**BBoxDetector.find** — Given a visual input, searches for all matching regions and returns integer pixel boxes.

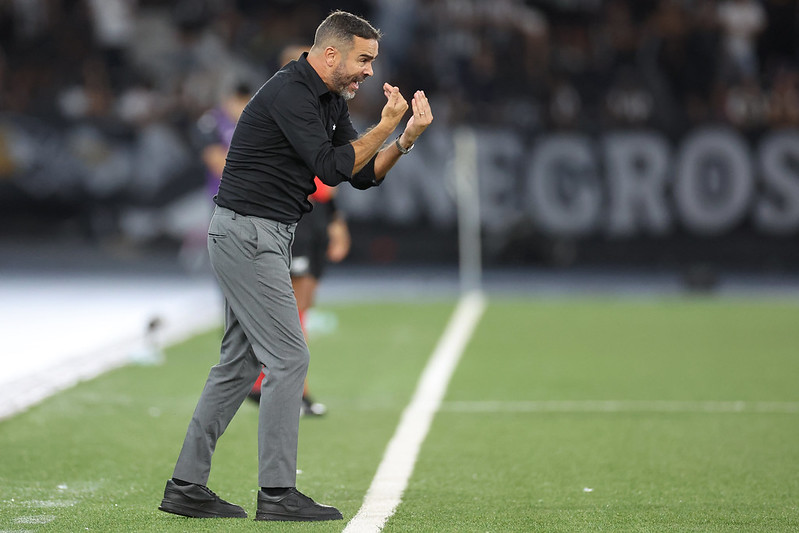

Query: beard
[331,64,364,101]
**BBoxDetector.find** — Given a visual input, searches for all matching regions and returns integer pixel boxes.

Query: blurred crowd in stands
[0,0,797,241]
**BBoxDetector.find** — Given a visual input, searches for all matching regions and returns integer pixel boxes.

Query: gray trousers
[172,206,308,488]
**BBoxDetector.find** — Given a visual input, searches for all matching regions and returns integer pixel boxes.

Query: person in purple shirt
[179,84,251,272]
[196,84,251,199]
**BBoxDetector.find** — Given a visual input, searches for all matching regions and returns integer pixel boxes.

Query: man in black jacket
[159,10,432,522]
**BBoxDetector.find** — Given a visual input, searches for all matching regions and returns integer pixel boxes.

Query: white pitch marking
[14,515,55,524]
[18,500,76,508]
[440,400,799,414]
[343,292,486,533]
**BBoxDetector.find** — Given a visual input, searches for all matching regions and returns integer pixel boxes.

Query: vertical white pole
[453,127,482,295]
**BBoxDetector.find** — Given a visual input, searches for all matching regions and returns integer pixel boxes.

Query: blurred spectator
[548,76,583,130]
[679,0,721,125]
[758,0,799,73]
[57,56,114,120]
[602,66,655,128]
[722,76,769,131]
[85,0,137,89]
[766,64,799,128]
[717,0,766,82]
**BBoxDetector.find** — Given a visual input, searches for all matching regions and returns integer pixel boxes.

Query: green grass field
[1,297,798,532]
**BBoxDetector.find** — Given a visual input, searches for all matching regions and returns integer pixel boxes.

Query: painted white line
[14,500,76,508]
[14,515,55,524]
[440,400,799,414]
[343,292,486,533]
[0,277,221,421]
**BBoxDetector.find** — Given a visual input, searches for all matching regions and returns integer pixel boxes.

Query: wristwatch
[394,136,414,154]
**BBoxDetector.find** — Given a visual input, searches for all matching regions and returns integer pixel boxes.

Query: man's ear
[324,46,338,67]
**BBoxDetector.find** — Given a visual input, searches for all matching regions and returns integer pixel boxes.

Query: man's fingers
[388,89,407,111]
[384,83,400,99]
[412,90,432,121]
[380,84,409,125]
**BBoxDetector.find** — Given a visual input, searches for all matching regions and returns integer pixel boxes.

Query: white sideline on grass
[343,292,486,533]
[0,276,221,421]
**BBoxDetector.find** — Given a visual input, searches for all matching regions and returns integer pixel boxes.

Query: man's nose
[364,63,373,77]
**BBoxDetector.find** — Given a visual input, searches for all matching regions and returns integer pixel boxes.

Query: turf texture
[1,298,797,532]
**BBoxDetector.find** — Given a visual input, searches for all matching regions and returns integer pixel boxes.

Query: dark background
[1,0,797,280]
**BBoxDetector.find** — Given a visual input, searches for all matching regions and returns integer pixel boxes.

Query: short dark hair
[312,10,382,52]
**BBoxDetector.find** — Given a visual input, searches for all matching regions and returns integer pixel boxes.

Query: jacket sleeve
[270,83,354,186]
[331,102,382,190]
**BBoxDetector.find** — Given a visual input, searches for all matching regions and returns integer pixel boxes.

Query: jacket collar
[295,52,334,98]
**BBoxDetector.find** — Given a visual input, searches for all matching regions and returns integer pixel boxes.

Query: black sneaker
[247,389,261,404]
[301,395,327,417]
[158,479,247,518]
[255,488,342,521]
